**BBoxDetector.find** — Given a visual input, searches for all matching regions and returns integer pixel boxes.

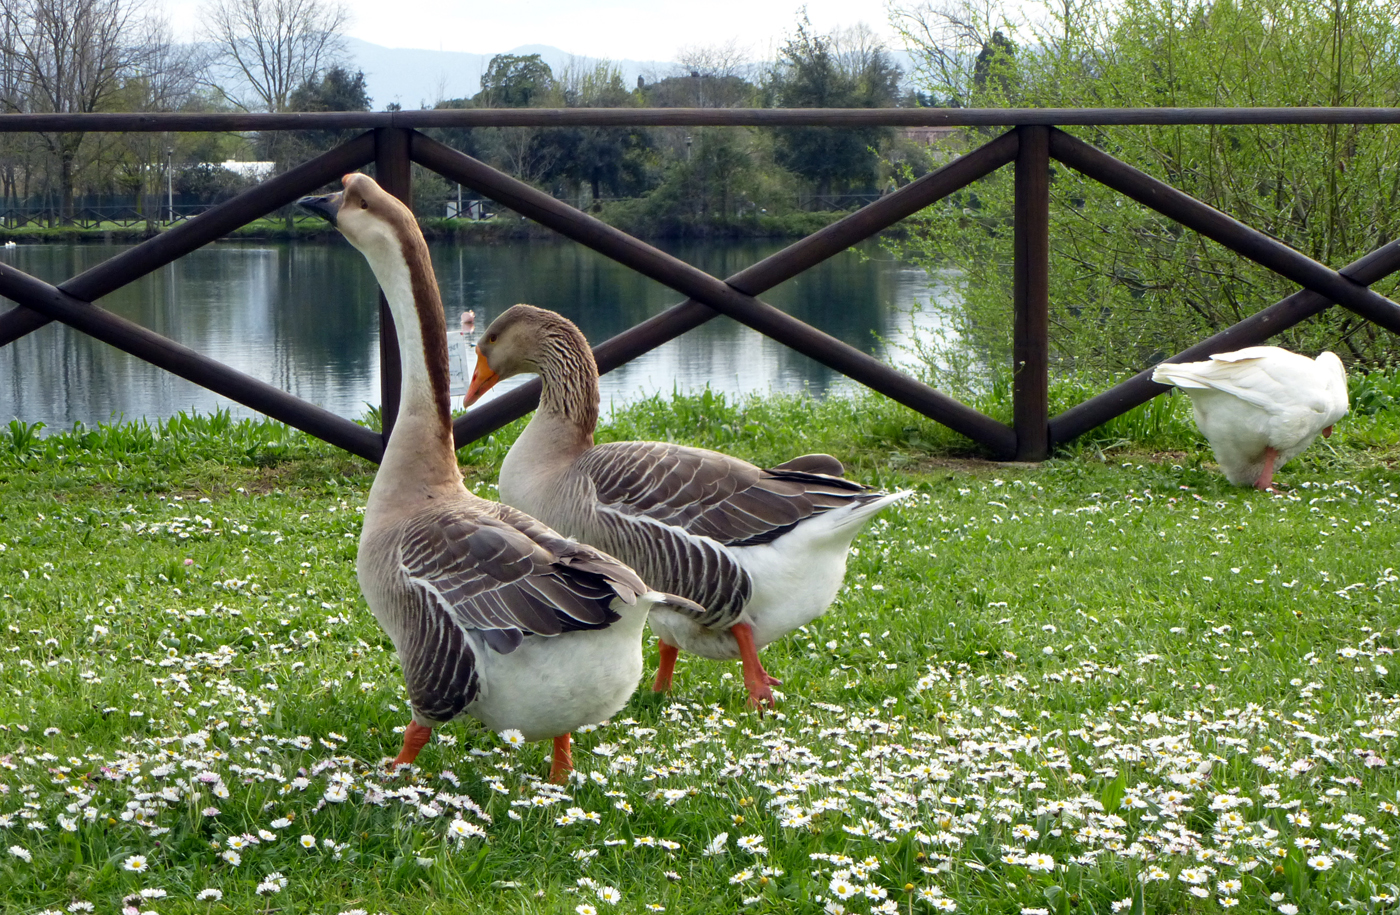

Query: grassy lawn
[0,387,1397,915]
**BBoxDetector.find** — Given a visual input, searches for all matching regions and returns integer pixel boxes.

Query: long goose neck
[364,234,462,508]
[534,322,599,445]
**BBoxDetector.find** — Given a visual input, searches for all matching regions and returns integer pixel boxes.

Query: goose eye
[359,199,368,209]
[487,333,498,344]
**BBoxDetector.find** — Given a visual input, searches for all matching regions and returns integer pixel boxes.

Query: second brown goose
[465,304,908,708]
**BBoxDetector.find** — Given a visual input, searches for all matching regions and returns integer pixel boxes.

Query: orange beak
[1322,425,1333,438]
[463,348,501,407]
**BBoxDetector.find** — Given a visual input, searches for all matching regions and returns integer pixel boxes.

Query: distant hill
[345,38,675,110]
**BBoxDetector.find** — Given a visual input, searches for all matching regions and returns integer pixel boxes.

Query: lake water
[0,238,955,429]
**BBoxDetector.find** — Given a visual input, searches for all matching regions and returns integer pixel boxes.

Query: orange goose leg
[549,734,573,784]
[652,640,680,692]
[392,720,433,768]
[1255,446,1279,492]
[732,622,782,709]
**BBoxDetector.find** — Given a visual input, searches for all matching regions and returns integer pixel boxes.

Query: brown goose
[465,304,909,708]
[297,177,703,782]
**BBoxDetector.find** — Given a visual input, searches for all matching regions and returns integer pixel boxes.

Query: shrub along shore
[0,386,1397,914]
[0,209,856,244]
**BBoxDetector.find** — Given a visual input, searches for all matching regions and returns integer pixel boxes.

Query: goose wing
[399,503,646,656]
[387,502,702,725]
[568,441,876,628]
[577,441,872,547]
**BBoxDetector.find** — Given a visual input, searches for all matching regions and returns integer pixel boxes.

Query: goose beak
[464,351,501,407]
[1322,425,1333,438]
[297,192,343,225]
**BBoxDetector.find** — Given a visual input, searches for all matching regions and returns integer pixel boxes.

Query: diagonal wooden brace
[0,132,376,347]
[0,263,383,462]
[1048,128,1400,336]
[1049,239,1400,445]
[413,130,1021,458]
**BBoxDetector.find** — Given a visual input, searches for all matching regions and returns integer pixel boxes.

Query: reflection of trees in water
[0,239,943,427]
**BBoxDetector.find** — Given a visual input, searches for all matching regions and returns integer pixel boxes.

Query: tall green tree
[476,54,553,108]
[273,66,371,168]
[767,19,902,203]
[535,61,653,207]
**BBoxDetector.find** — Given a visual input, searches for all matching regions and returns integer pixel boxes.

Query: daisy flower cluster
[0,455,1395,912]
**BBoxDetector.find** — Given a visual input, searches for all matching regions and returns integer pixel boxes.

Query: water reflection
[0,238,952,428]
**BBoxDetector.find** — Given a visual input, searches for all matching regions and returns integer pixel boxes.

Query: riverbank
[0,209,856,244]
[1,391,1397,914]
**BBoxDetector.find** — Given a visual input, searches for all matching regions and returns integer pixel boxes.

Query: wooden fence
[2,109,1399,463]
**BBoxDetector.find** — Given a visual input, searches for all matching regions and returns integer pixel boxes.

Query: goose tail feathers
[642,590,709,621]
[837,489,912,530]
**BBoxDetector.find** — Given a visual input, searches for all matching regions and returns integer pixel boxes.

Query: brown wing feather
[398,504,648,647]
[576,441,873,547]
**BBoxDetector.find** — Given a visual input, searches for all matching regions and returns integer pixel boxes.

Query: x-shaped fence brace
[2,117,1400,465]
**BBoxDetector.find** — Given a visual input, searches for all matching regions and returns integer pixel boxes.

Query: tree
[892,0,1016,107]
[535,61,653,207]
[475,54,553,108]
[971,29,1017,100]
[1,0,168,222]
[767,18,902,204]
[274,65,371,168]
[288,64,368,113]
[200,0,349,112]
[644,41,757,108]
[890,0,1400,378]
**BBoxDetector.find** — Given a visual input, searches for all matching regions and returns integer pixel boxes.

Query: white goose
[298,176,702,782]
[464,304,908,708]
[1151,345,1349,490]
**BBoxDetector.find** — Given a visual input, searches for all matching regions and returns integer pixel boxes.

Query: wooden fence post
[1012,125,1051,461]
[374,127,412,440]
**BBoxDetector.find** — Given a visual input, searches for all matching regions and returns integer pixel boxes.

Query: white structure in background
[443,327,477,397]
[221,161,277,180]
[445,199,492,219]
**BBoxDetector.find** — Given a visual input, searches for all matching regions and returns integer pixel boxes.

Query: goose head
[464,303,591,406]
[298,174,425,289]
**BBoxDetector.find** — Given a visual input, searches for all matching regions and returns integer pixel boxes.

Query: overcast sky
[159,0,905,62]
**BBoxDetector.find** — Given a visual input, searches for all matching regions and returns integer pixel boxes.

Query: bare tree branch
[1,0,168,220]
[890,0,1017,105]
[200,0,349,112]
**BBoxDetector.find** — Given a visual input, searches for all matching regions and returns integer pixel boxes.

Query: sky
[159,0,906,62]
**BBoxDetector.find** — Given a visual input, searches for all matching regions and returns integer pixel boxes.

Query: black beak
[297,192,342,225]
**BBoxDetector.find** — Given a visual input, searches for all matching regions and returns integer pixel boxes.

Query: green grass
[0,390,1397,914]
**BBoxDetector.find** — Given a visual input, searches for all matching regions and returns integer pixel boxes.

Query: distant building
[902,126,961,145]
[445,200,491,220]
[221,161,276,180]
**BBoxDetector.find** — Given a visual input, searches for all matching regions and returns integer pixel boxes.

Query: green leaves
[1099,771,1128,815]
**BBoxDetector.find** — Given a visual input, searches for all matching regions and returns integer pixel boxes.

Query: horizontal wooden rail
[7,107,1400,132]
[1049,239,1400,445]
[447,130,1022,451]
[412,131,1018,457]
[1049,129,1400,337]
[0,133,375,347]
[0,263,384,461]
